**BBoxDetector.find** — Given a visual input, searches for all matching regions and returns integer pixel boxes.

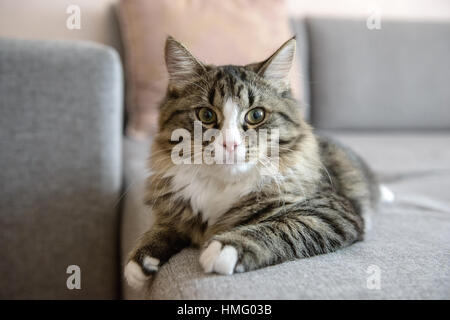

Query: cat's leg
[200,195,364,275]
[124,223,188,289]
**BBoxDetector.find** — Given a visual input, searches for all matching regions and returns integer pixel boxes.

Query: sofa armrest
[0,38,123,299]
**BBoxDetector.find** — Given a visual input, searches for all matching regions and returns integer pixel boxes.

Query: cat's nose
[223,140,240,152]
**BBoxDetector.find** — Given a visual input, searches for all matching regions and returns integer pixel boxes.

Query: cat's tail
[378,184,450,213]
[379,185,395,203]
[364,185,394,232]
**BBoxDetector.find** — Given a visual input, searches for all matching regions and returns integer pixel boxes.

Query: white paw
[142,255,160,272]
[124,256,159,290]
[124,261,148,290]
[199,240,238,275]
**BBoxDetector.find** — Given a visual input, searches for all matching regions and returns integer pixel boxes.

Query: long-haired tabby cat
[124,36,381,289]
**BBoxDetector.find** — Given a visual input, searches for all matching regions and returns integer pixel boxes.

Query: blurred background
[2,0,450,51]
[1,0,449,135]
[0,0,449,300]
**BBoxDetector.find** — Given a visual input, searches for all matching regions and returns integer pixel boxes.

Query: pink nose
[223,140,240,152]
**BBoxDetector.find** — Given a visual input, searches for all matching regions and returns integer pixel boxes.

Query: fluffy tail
[379,185,395,203]
[378,184,450,213]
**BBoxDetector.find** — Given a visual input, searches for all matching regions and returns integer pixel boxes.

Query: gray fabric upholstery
[120,137,153,300]
[304,18,450,130]
[0,38,123,299]
[290,18,310,120]
[122,133,450,299]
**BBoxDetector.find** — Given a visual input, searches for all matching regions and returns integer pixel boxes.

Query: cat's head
[153,36,316,181]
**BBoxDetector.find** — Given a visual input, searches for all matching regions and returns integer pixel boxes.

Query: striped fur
[125,37,379,284]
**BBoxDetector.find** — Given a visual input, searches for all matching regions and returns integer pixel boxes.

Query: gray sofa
[1,18,449,299]
[0,38,123,299]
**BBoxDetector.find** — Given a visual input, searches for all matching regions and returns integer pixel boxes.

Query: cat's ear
[165,36,206,90]
[247,37,296,91]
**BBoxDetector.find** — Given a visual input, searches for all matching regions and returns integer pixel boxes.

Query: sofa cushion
[121,132,450,299]
[305,18,450,130]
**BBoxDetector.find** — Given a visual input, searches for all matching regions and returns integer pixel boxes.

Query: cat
[124,36,380,289]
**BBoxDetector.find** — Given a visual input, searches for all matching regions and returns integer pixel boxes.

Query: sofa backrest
[299,18,450,130]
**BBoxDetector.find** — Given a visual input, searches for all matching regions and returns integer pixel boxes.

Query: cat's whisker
[319,163,334,188]
[112,177,140,209]
[149,147,175,157]
[256,159,287,209]
[257,157,282,193]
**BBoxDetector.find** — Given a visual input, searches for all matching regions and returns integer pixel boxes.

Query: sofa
[1,17,449,299]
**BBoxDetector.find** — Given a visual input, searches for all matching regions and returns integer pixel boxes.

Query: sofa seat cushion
[121,132,450,299]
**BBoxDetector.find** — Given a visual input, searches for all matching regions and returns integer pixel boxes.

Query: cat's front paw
[124,255,160,289]
[199,240,238,275]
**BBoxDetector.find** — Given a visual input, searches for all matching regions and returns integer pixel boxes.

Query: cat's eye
[197,107,217,124]
[245,108,265,125]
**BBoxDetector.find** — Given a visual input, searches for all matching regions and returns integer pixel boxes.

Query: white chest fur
[167,166,258,225]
